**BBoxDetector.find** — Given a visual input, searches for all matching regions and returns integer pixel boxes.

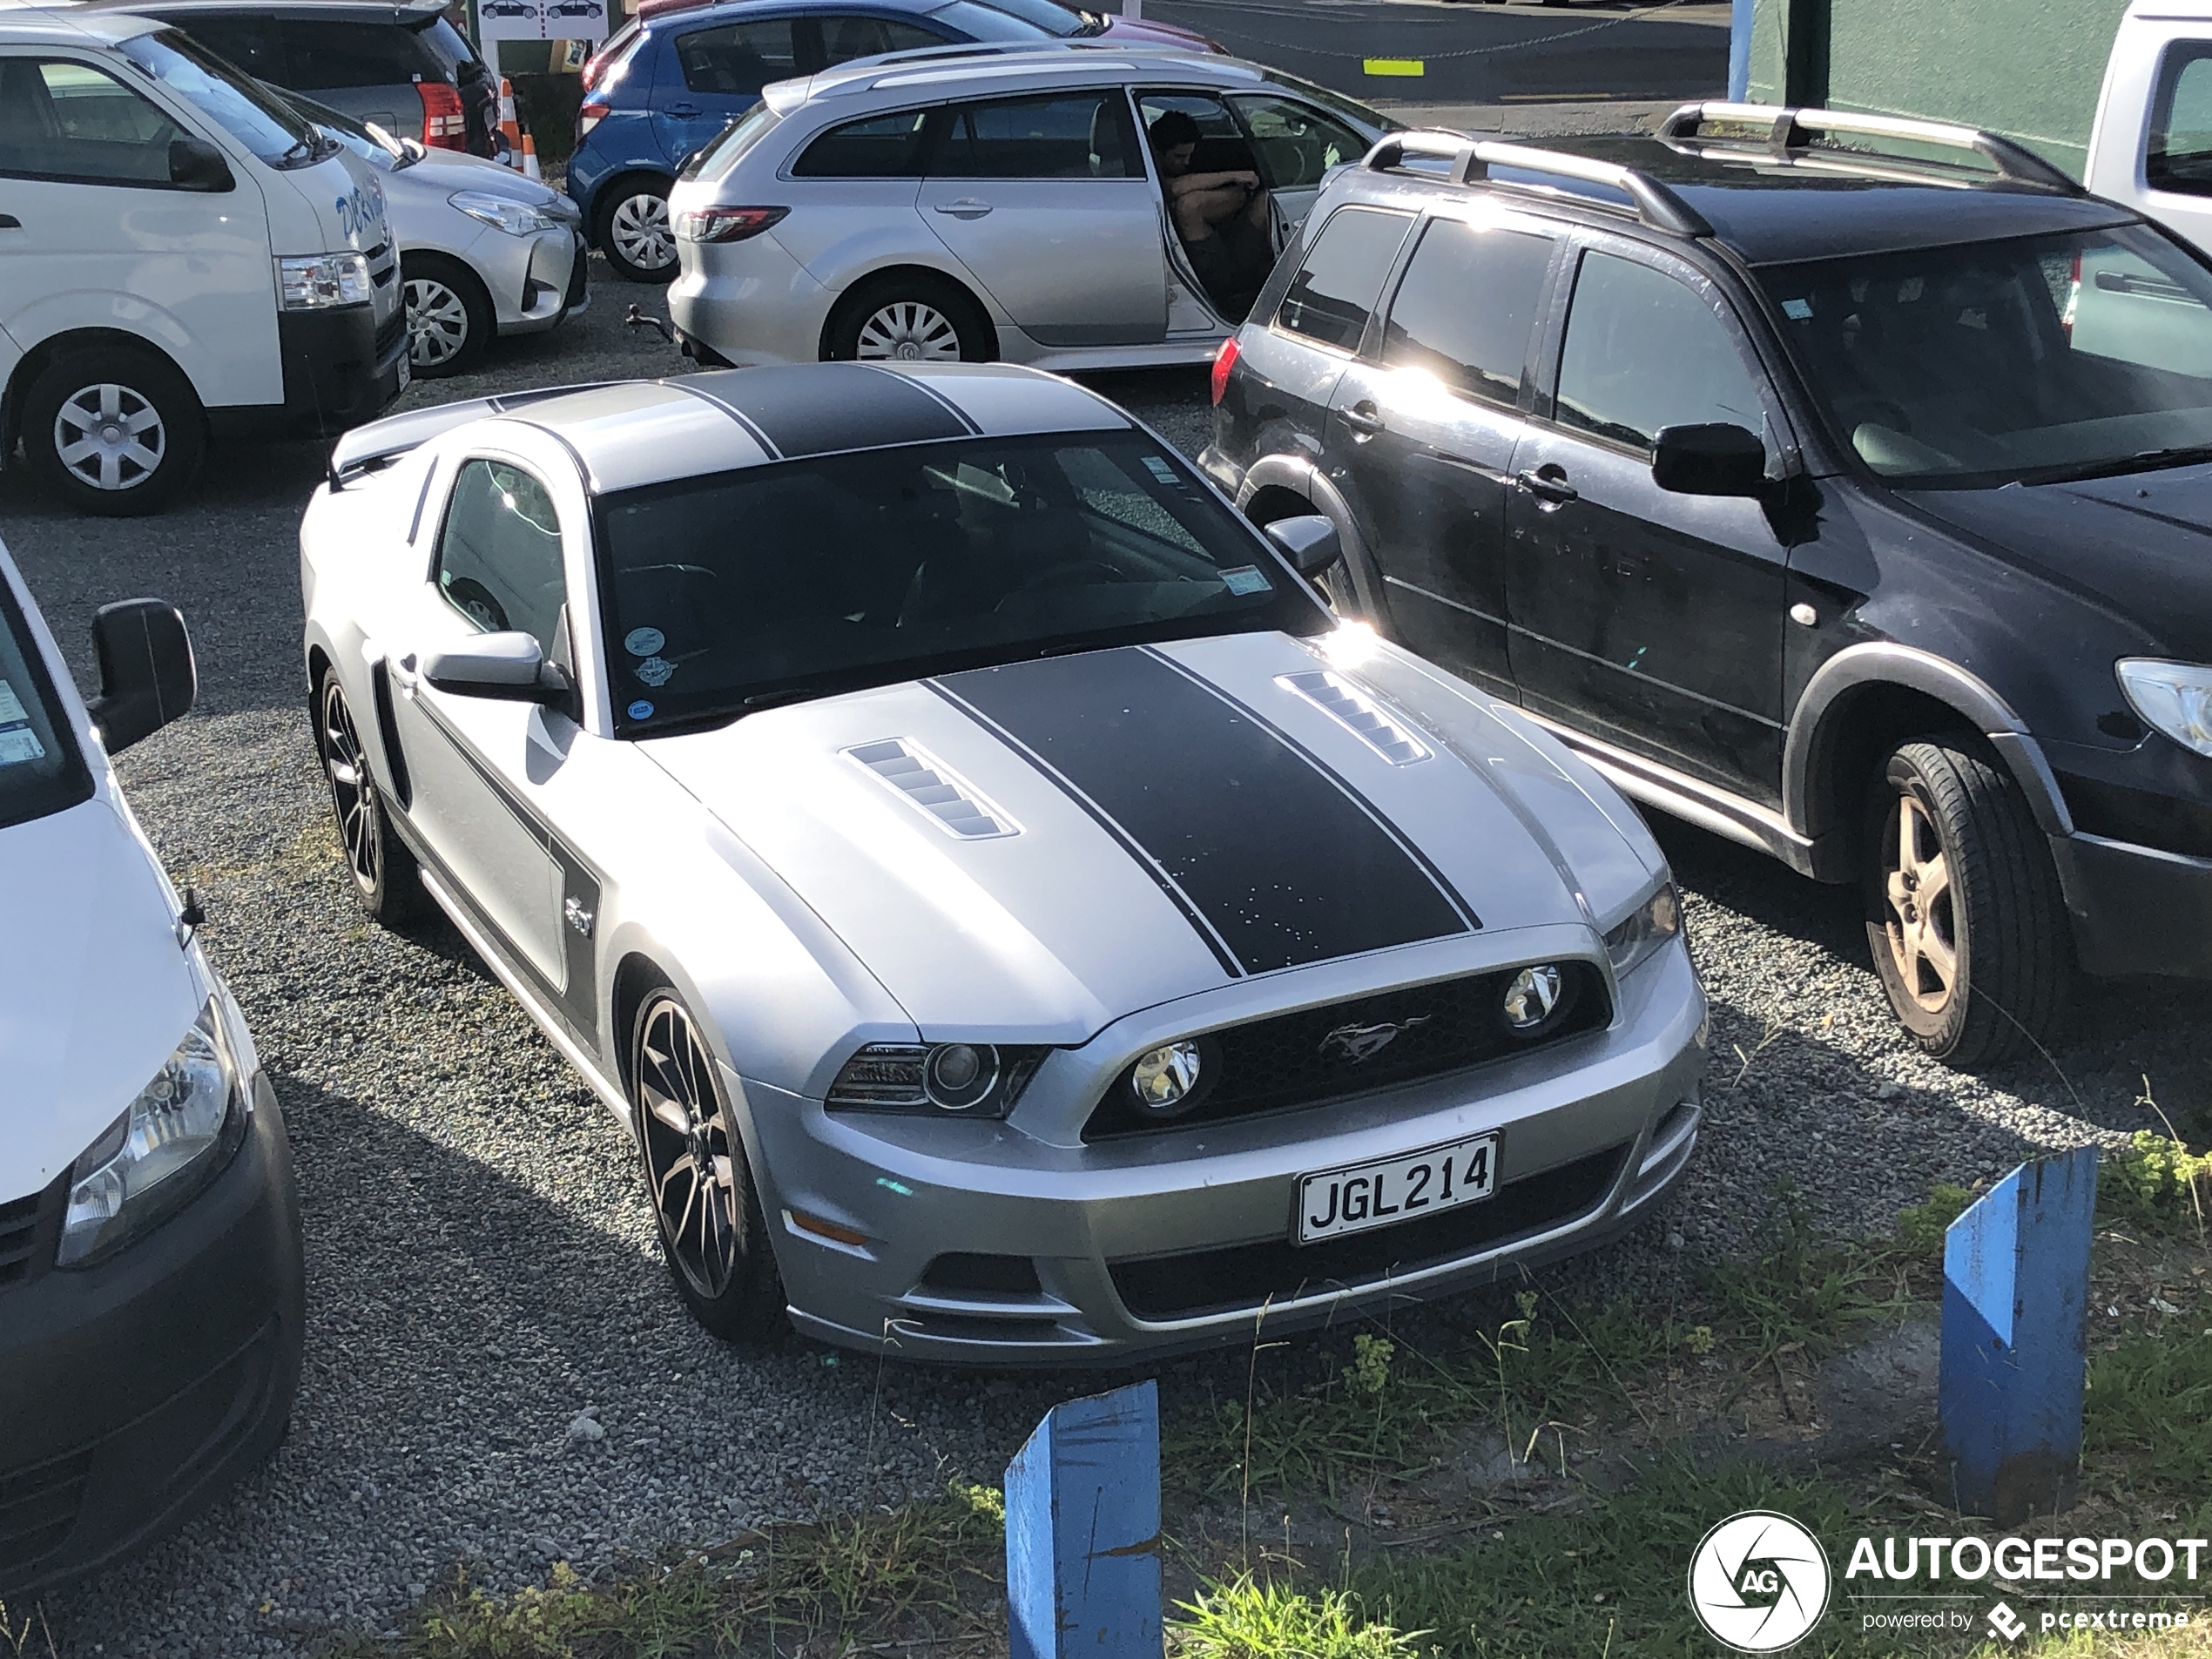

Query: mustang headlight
[449,190,562,236]
[58,999,248,1267]
[1603,881,1682,979]
[826,1042,1047,1118]
[2117,659,2212,758]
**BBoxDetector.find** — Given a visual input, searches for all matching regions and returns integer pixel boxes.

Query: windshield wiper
[2028,443,2212,485]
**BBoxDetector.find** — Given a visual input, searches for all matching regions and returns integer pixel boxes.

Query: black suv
[1205,104,2212,1067]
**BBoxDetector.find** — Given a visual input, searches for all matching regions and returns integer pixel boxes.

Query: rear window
[680,98,779,179]
[792,107,932,178]
[415,16,484,78]
[0,579,91,833]
[1274,205,1413,352]
[277,19,445,89]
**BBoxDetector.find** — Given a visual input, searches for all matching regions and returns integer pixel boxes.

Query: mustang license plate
[1296,1134,1497,1244]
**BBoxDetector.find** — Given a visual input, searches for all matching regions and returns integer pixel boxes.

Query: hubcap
[53,382,164,492]
[320,680,380,896]
[405,278,471,368]
[1881,792,1958,1013]
[610,192,674,272]
[637,999,739,1299]
[854,300,961,362]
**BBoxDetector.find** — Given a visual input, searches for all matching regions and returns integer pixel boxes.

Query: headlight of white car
[1603,880,1682,978]
[276,252,373,309]
[57,999,247,1267]
[2116,659,2212,758]
[450,191,562,235]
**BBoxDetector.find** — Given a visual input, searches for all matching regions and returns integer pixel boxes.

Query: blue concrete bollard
[1005,1379,1163,1659]
[1939,1145,2098,1525]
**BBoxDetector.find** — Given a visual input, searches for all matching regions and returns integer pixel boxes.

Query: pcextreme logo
[1689,1511,1833,1652]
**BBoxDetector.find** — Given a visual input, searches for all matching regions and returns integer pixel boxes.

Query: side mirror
[1264,513,1341,577]
[169,135,234,192]
[88,599,196,754]
[1652,422,1768,497]
[422,631,574,707]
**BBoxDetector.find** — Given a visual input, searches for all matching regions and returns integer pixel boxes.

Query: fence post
[1005,1379,1162,1659]
[1939,1145,2098,1525]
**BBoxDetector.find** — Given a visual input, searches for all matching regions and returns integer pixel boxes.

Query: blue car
[569,0,1063,280]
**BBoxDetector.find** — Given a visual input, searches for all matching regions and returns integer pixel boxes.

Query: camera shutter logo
[1688,1511,1831,1652]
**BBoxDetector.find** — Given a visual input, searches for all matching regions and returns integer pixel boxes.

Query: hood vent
[846,738,1018,840]
[1276,671,1432,765]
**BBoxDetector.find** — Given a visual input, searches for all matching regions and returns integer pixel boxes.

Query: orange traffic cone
[497,78,523,167]
[521,131,541,181]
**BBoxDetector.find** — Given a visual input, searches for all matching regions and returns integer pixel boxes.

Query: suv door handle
[1513,466,1579,508]
[1340,401,1385,436]
[933,198,993,219]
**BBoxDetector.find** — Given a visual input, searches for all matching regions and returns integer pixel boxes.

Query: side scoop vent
[1276,671,1432,765]
[845,738,1018,839]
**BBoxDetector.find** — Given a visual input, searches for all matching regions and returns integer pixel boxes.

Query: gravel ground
[7,259,2210,1658]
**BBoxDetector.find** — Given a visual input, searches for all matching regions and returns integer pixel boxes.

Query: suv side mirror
[1652,423,1768,497]
[88,599,196,754]
[423,631,575,708]
[1264,514,1342,577]
[169,135,234,192]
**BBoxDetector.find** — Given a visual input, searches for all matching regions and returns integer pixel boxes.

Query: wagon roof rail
[1361,129,1713,237]
[1658,101,2082,193]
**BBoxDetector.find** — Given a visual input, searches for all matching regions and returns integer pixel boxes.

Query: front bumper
[482,225,590,336]
[260,302,408,439]
[2052,831,2212,980]
[0,1073,305,1595]
[741,939,1706,1366]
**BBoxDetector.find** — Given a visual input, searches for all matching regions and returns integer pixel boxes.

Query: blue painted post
[1939,1146,2098,1525]
[1005,1379,1162,1659]
[1728,0,1753,101]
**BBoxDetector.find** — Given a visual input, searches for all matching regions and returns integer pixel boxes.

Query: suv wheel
[597,178,677,283]
[23,347,206,516]
[826,274,993,363]
[1861,737,2071,1067]
[403,254,494,378]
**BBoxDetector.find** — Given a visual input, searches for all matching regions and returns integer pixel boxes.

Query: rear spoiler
[327,381,615,489]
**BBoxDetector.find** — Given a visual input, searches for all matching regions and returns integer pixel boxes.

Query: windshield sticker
[0,719,44,769]
[1781,297,1813,320]
[624,626,665,657]
[628,699,655,721]
[0,678,25,725]
[634,655,676,688]
[1220,565,1273,597]
[1142,455,1182,486]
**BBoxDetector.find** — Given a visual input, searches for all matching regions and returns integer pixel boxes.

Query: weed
[2084,1290,2212,1509]
[1703,1184,1908,1369]
[0,1601,57,1659]
[1893,1184,1975,1258]
[1170,1575,1422,1659]
[2100,1126,2212,1239]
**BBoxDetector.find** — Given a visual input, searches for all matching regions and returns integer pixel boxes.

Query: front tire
[403,254,495,378]
[595,176,678,283]
[631,987,786,1341]
[1861,737,2072,1068]
[316,669,431,927]
[825,273,994,363]
[23,347,205,516]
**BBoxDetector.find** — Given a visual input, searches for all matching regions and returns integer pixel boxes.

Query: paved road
[1132,0,1730,111]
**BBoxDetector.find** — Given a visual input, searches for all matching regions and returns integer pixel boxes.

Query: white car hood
[644,632,1660,1042]
[0,796,199,1203]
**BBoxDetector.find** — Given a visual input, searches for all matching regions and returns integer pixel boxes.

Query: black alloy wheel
[317,670,428,925]
[631,988,785,1340]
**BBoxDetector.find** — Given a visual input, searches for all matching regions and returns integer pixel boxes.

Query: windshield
[0,578,92,833]
[596,434,1329,733]
[923,0,1057,43]
[962,0,1089,36]
[119,29,326,168]
[1260,70,1393,135]
[1762,223,2212,489]
[277,87,411,170]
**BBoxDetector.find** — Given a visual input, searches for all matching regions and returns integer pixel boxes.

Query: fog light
[1502,965,1564,1031]
[1130,1041,1203,1114]
[924,1042,998,1111]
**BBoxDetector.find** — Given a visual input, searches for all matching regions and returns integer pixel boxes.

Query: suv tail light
[578,99,610,138]
[418,81,467,151]
[675,206,788,244]
[1210,334,1240,407]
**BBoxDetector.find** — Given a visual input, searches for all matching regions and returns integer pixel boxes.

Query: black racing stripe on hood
[930,647,1474,974]
[674,364,974,459]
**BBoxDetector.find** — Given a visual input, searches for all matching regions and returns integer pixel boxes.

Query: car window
[1554,251,1767,453]
[416,17,488,79]
[275,20,441,89]
[1227,93,1366,189]
[2149,44,2212,196]
[436,461,567,654]
[1383,218,1554,405]
[815,14,947,66]
[118,29,319,167]
[920,0,1056,41]
[675,17,799,97]
[1273,205,1414,353]
[0,58,191,186]
[792,106,931,177]
[0,577,91,833]
[930,91,1140,179]
[175,17,289,82]
[1136,90,1251,176]
[961,0,1084,37]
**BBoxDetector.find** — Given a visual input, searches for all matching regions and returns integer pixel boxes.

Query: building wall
[1745,0,2131,179]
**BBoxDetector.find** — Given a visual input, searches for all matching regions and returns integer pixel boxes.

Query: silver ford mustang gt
[299,362,1706,1364]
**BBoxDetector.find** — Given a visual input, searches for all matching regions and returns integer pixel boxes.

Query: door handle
[664,103,700,118]
[0,214,20,230]
[932,198,993,219]
[1340,400,1385,437]
[389,652,420,696]
[1512,466,1579,508]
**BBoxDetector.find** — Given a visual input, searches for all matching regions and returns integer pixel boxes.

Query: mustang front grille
[1082,963,1611,1141]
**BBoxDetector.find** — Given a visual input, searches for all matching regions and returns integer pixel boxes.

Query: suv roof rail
[1363,129,1713,236]
[1658,101,2081,193]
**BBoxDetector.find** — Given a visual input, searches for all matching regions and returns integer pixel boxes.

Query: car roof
[78,0,449,22]
[646,0,956,25]
[765,39,1258,109]
[0,8,164,44]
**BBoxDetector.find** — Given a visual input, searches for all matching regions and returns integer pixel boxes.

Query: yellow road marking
[1362,57,1426,76]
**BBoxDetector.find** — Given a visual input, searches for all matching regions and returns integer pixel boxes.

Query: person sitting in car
[1149,110,1273,320]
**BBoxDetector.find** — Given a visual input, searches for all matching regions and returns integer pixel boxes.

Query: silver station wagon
[665,44,1395,373]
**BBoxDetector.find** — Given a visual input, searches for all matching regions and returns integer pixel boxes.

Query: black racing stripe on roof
[931,646,1474,975]
[673,364,974,460]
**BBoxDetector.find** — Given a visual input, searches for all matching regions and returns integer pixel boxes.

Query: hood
[644,632,1651,1042]
[1095,14,1218,47]
[287,145,395,256]
[390,147,572,212]
[0,796,201,1204]
[1898,467,2212,659]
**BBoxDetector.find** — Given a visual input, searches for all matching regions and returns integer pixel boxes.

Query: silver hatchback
[666,44,1395,373]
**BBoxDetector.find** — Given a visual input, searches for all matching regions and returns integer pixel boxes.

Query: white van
[0,539,302,1594]
[0,10,408,516]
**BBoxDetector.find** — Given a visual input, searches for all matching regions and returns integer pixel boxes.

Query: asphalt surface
[6,259,2211,1656]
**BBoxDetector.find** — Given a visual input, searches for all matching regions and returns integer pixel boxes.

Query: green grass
[1171,1575,1425,1659]
[1700,1184,1918,1372]
[2100,1130,2211,1239]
